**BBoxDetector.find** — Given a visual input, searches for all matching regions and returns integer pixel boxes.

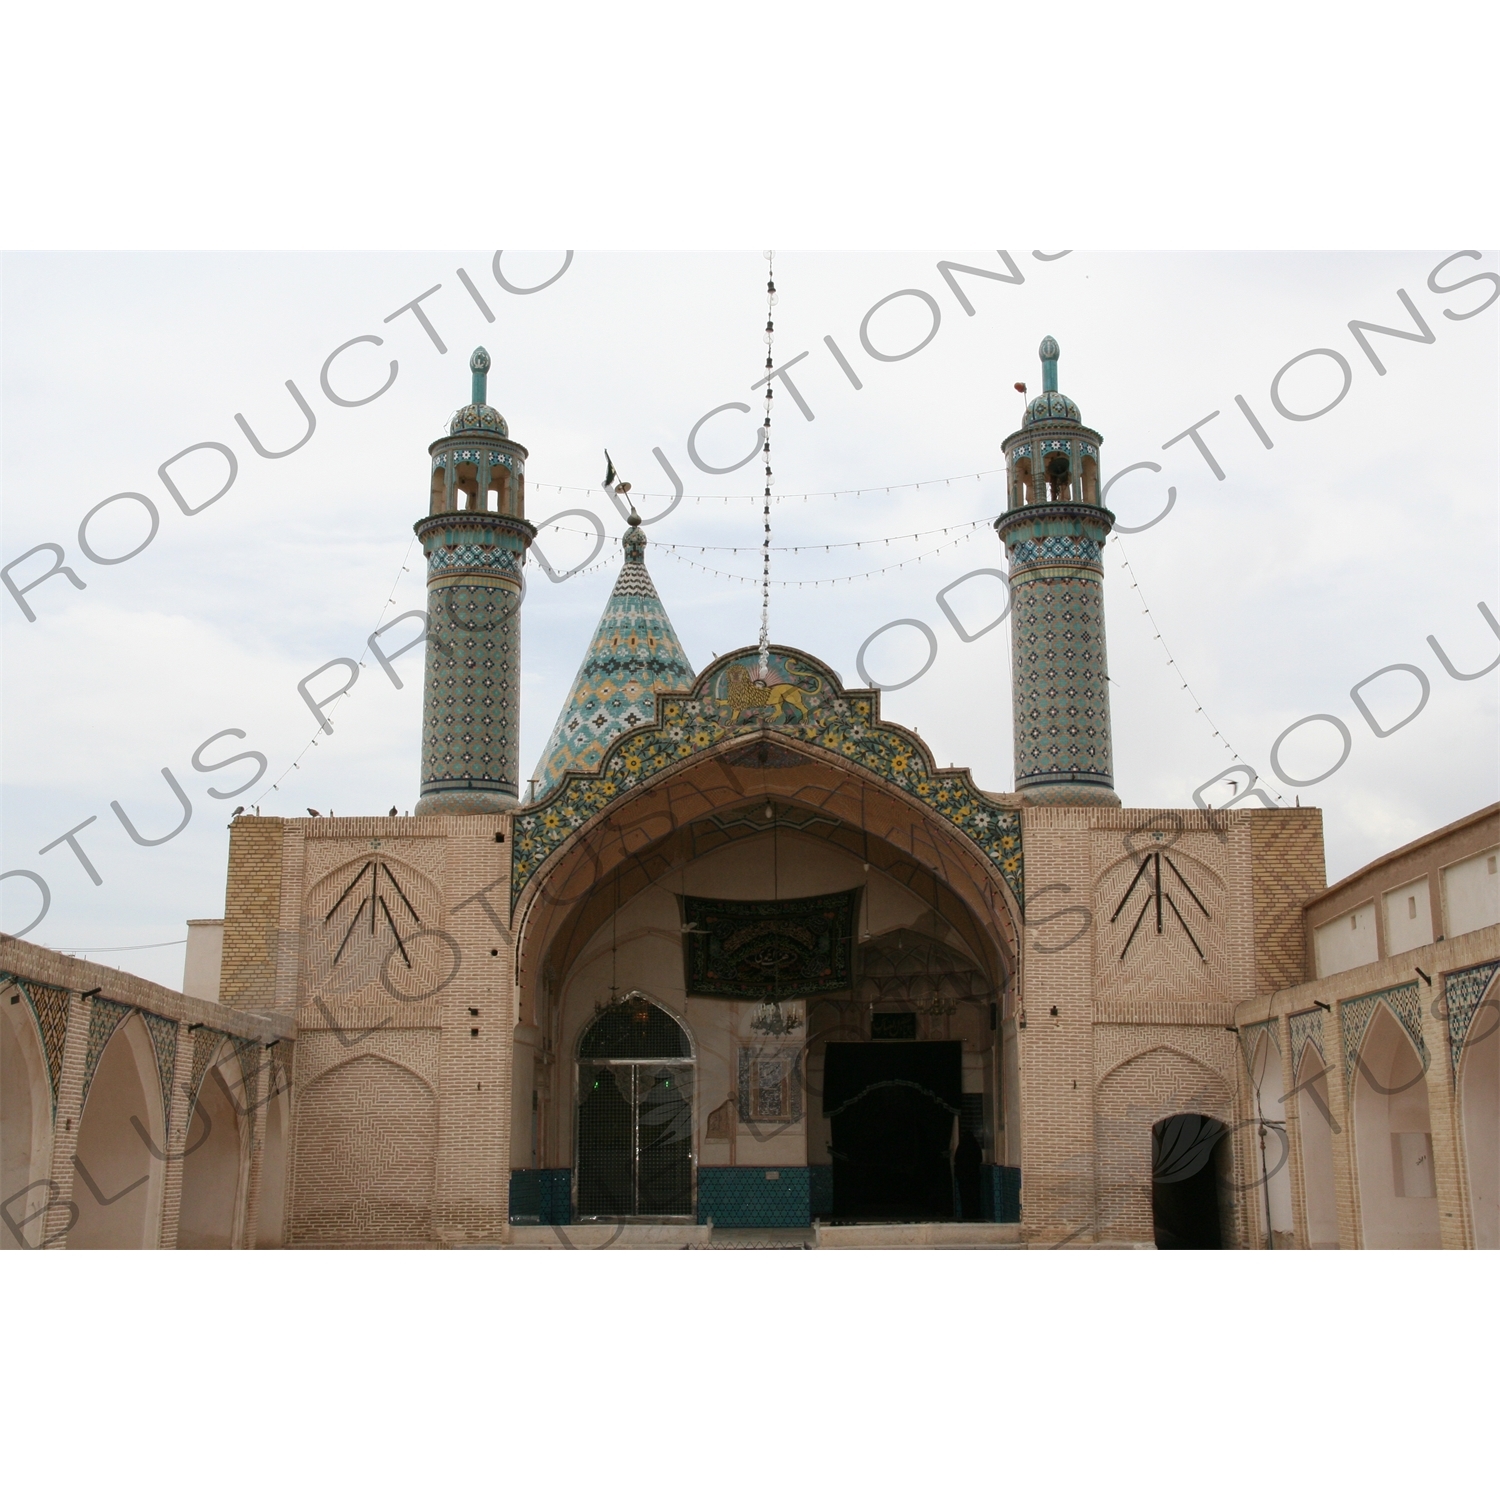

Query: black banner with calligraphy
[681,888,860,1000]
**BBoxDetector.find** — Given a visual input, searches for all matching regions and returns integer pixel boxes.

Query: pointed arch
[288,1052,437,1246]
[303,855,445,1007]
[1,985,54,1248]
[513,645,1025,922]
[1249,1029,1294,1247]
[1352,1004,1440,1248]
[178,1057,246,1249]
[575,998,695,1221]
[71,1013,166,1249]
[1097,1042,1230,1099]
[515,745,1021,1032]
[1151,1113,1232,1249]
[1293,1039,1339,1248]
[1094,1045,1236,1246]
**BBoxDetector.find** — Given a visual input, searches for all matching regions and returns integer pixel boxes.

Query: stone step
[504,1223,710,1250]
[814,1221,1025,1249]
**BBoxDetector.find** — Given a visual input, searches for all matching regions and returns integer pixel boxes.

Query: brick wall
[289,1050,438,1245]
[1018,807,1256,1246]
[280,813,516,1247]
[1249,808,1326,991]
[220,817,286,1012]
[1094,1028,1237,1245]
[1303,804,1497,969]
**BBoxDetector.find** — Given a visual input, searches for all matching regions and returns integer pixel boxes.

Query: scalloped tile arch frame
[511,646,1024,911]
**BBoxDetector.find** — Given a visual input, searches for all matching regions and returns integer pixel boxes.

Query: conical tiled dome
[528,515,695,801]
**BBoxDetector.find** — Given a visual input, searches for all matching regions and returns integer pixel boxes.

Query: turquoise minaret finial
[1039,336,1060,394]
[623,507,645,561]
[994,337,1119,807]
[413,347,534,814]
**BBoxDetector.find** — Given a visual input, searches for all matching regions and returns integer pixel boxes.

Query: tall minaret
[413,348,535,814]
[995,337,1120,806]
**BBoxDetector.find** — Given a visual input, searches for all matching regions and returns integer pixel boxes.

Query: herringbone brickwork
[1094,1033,1239,1245]
[289,1052,438,1245]
[1249,809,1325,991]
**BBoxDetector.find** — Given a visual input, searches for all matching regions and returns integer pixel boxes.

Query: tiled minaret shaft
[995,337,1121,807]
[413,348,535,814]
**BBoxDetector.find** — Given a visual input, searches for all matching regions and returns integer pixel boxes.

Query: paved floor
[496,1221,1037,1249]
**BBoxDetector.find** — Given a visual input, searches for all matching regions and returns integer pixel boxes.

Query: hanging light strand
[1112,538,1287,805]
[525,467,1004,504]
[262,535,420,803]
[538,515,997,554]
[655,527,982,587]
[759,250,776,671]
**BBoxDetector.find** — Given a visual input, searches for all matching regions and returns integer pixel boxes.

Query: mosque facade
[4,343,1495,1249]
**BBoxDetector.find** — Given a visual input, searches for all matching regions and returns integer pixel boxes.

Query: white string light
[525,467,1003,505]
[542,516,996,554]
[759,250,775,671]
[656,528,982,588]
[1112,538,1287,805]
[263,536,419,801]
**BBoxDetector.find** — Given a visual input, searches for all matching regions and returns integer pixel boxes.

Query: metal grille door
[577,1064,634,1218]
[576,1061,694,1219]
[637,1065,693,1216]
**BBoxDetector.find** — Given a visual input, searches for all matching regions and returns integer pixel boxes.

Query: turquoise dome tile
[529,520,695,801]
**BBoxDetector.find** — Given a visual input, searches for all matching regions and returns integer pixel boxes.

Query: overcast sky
[3,250,1496,984]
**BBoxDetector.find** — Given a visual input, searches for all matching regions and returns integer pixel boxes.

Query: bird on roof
[231,805,245,817]
[389,806,398,817]
[307,808,321,817]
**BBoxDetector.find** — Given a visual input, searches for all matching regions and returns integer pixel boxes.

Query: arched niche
[1352,1004,1440,1249]
[289,1053,437,1246]
[1093,842,1229,1001]
[1095,1046,1235,1247]
[1292,1040,1339,1249]
[1,989,54,1249]
[71,1014,166,1249]
[515,735,1022,1218]
[575,998,694,1220]
[1458,976,1498,1248]
[302,854,446,1009]
[1250,1032,1295,1248]
[178,1050,245,1250]
[514,744,1021,1025]
[527,789,1012,1192]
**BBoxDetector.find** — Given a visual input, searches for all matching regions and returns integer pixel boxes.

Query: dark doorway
[824,1042,961,1221]
[954,1093,985,1221]
[1151,1114,1228,1249]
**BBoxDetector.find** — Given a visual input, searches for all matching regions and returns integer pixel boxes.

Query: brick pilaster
[155,1019,197,1249]
[42,992,89,1249]
[1276,1011,1312,1251]
[1325,999,1360,1248]
[238,1052,269,1249]
[1420,975,1469,1249]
